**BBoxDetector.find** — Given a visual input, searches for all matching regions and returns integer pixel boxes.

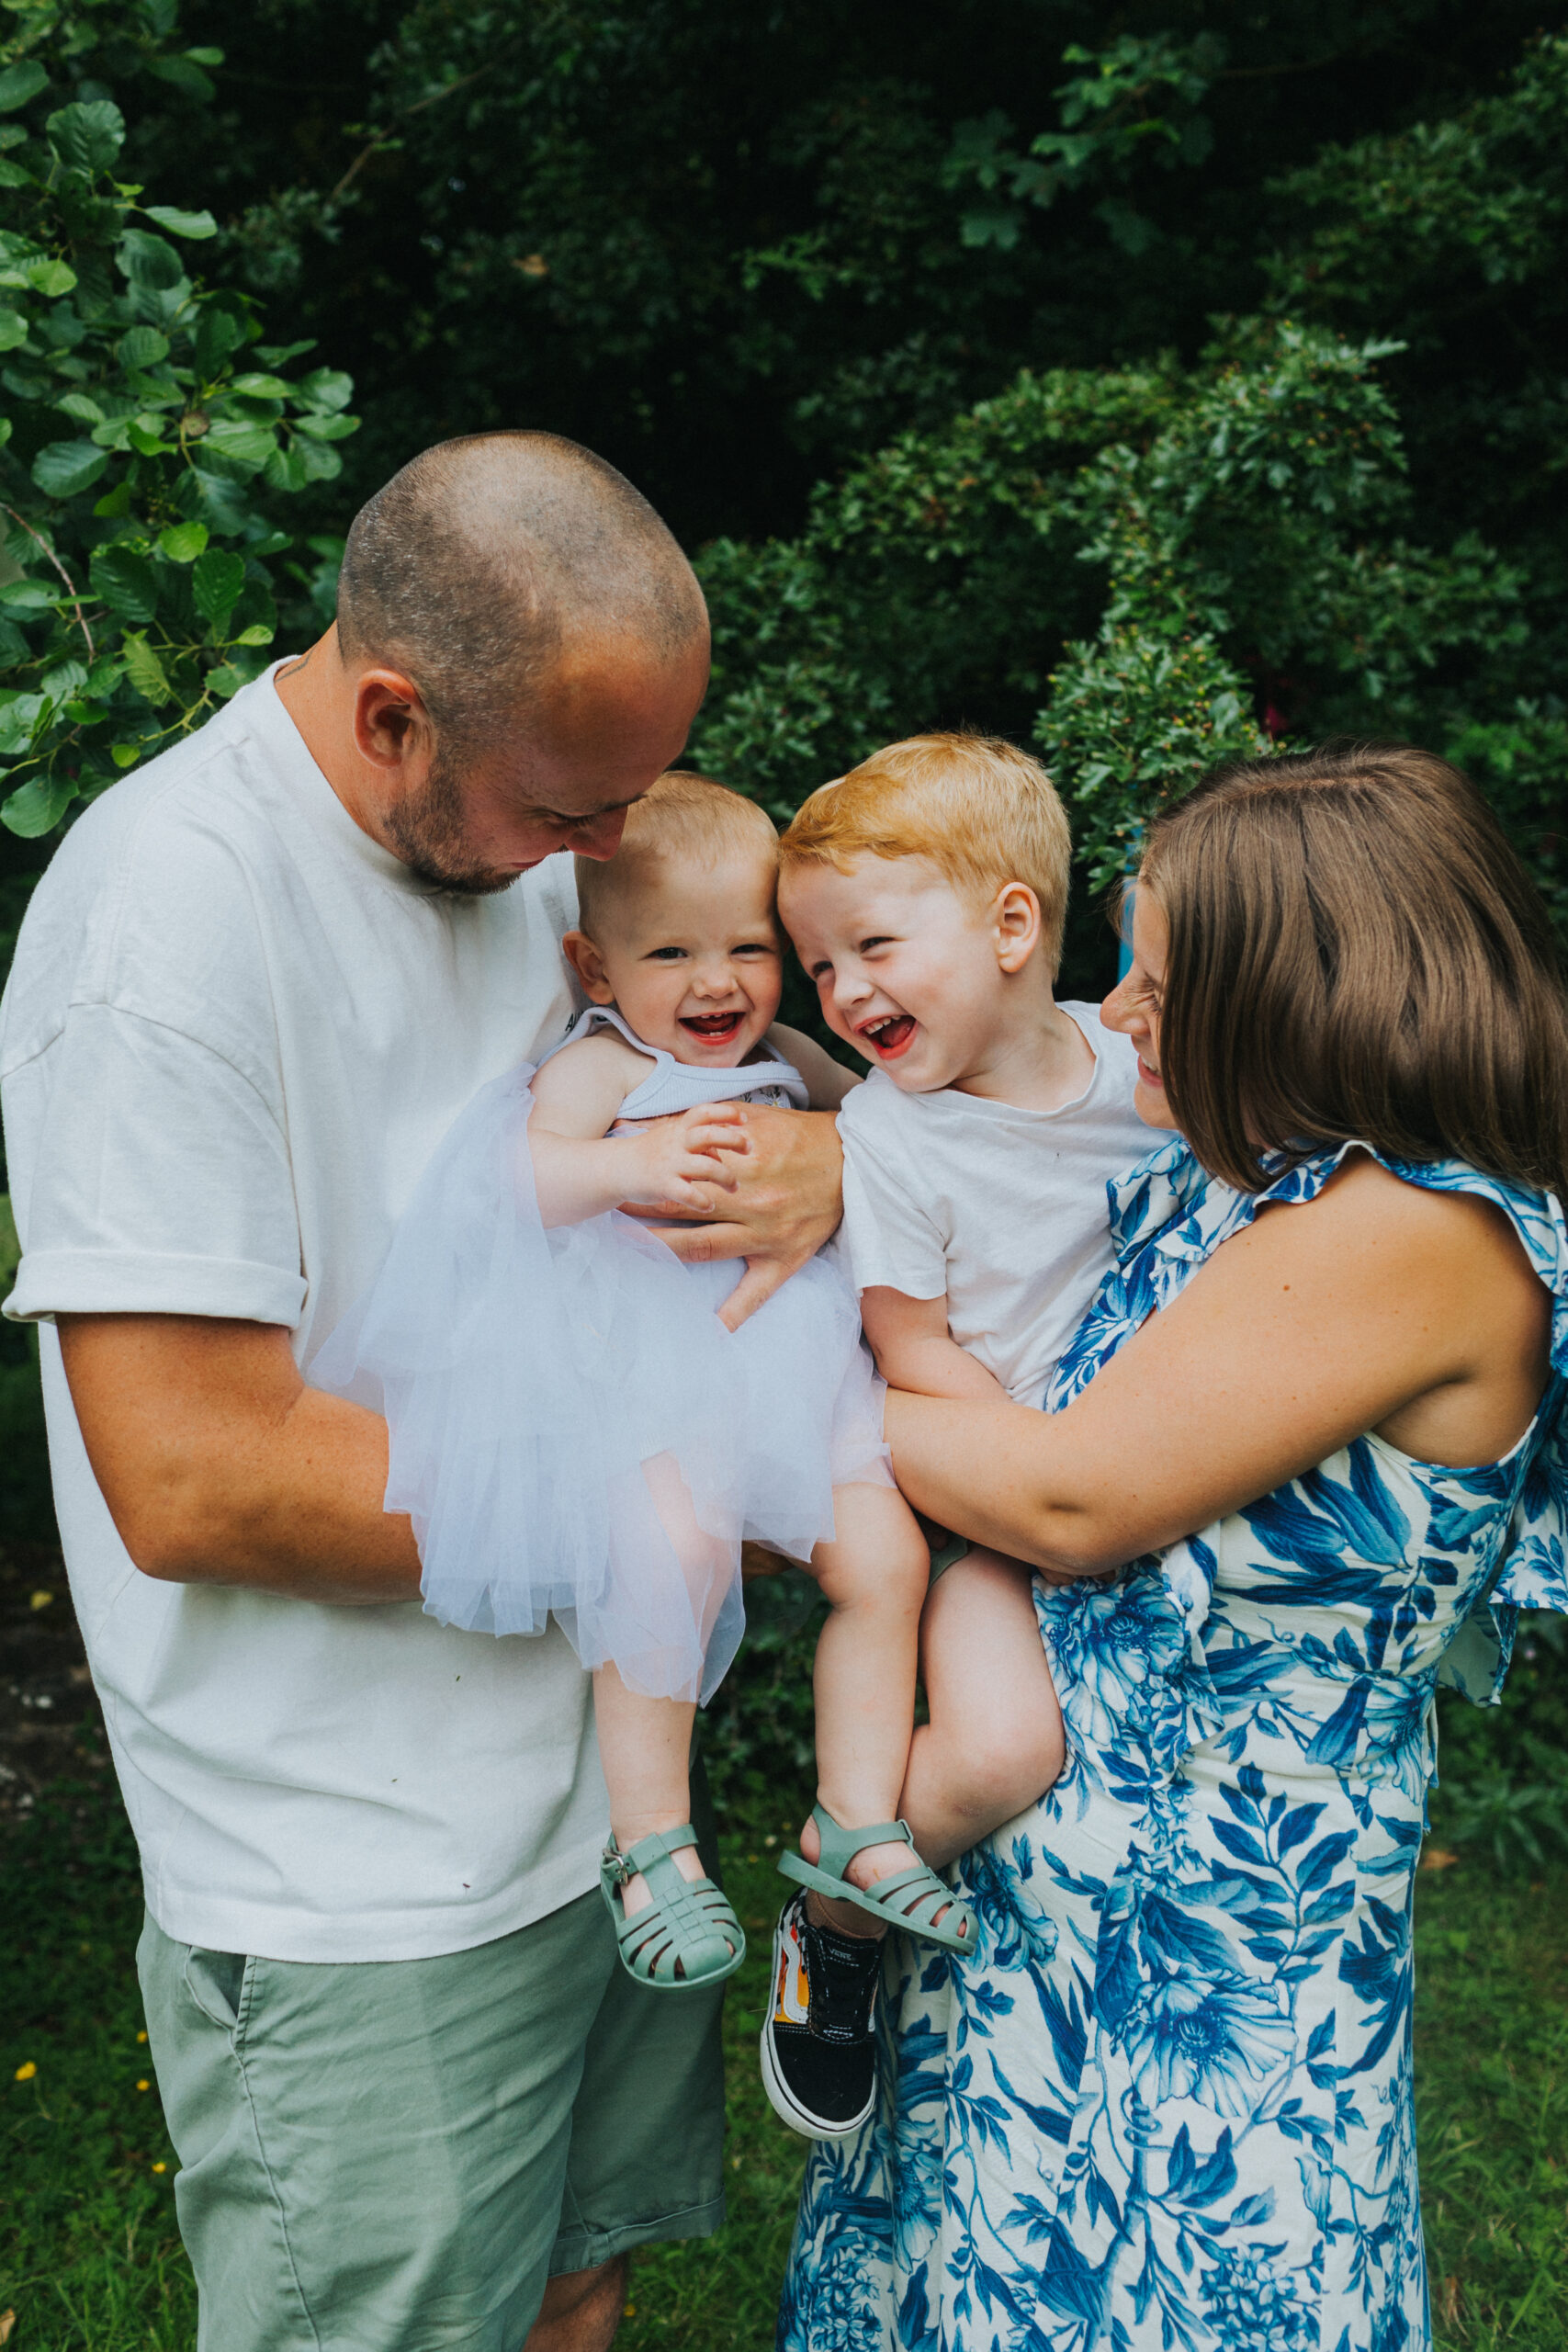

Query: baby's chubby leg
[592,1449,741,1970]
[796,1481,930,1901]
[592,1669,740,1960]
[898,1548,1065,1869]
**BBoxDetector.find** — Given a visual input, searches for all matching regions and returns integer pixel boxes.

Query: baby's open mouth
[681,1012,745,1042]
[859,1012,917,1059]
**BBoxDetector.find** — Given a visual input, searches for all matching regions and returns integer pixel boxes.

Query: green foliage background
[1,0,1566,1853]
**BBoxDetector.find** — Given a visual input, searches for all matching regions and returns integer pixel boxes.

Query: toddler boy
[761,732,1153,2135]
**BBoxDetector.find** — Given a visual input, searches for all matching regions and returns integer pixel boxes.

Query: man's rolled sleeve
[5,1004,306,1329]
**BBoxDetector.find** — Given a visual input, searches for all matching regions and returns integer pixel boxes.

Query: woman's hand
[886,1155,1552,1577]
[618,1102,750,1213]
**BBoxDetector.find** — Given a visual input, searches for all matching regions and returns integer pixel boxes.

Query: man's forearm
[59,1314,423,1604]
[164,1383,423,1601]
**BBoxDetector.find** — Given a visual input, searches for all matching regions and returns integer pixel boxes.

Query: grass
[6,1764,1566,2350]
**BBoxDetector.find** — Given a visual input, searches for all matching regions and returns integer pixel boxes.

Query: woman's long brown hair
[1143,741,1568,1204]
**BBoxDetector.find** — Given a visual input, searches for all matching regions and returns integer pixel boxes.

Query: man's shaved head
[335,431,707,747]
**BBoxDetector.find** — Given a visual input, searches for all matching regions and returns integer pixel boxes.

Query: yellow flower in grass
[14,2062,36,2081]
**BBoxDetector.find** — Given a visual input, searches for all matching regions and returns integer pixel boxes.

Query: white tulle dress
[310,1007,892,1704]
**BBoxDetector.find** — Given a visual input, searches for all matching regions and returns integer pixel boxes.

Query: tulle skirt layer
[310,1066,891,1703]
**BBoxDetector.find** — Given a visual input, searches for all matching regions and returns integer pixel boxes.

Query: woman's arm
[766,1022,861,1111]
[886,1158,1552,1577]
[860,1285,1009,1402]
[528,1035,749,1227]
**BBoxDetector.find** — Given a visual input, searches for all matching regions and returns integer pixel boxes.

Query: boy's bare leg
[898,1547,1064,1869]
[794,1483,930,1923]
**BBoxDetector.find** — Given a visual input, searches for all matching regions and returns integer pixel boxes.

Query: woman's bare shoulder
[1272,1149,1537,1272]
[1233,1149,1551,1453]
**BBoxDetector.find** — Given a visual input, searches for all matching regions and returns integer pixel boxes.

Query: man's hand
[58,1314,423,1602]
[646,1105,844,1329]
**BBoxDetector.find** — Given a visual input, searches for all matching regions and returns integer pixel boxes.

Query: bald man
[0,434,841,2352]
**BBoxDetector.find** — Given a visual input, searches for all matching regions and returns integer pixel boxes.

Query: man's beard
[380,748,519,897]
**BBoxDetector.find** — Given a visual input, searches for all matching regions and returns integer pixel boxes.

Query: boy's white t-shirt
[836,1002,1154,1406]
[0,665,608,1964]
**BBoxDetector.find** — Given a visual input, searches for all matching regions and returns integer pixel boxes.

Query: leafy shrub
[1432,1618,1568,1873]
[691,319,1528,903]
[0,34,357,838]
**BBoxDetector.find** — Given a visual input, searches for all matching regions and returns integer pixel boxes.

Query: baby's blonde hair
[779,733,1072,973]
[575,769,779,937]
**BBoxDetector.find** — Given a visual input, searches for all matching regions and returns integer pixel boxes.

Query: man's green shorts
[138,1823,727,2350]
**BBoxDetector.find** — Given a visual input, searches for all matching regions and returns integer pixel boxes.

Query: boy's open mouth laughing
[857,1012,917,1060]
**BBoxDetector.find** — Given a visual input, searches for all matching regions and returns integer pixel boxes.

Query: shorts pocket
[184,1945,256,2042]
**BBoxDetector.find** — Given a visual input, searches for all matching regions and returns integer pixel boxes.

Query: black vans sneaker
[760,1891,883,2141]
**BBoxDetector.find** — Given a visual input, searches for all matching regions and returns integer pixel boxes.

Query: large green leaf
[0,307,26,353]
[144,54,216,102]
[0,582,58,612]
[201,417,277,469]
[31,439,109,499]
[191,548,246,629]
[294,411,358,441]
[143,205,218,241]
[0,694,47,754]
[2,773,78,837]
[46,101,126,175]
[25,258,75,299]
[90,545,160,625]
[296,368,355,413]
[120,632,175,707]
[116,229,185,293]
[294,437,345,483]
[192,305,246,377]
[157,520,209,564]
[117,326,171,369]
[0,62,48,115]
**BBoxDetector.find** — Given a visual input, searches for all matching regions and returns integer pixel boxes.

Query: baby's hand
[618,1102,751,1215]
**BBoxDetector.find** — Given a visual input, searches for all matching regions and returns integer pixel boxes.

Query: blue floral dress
[780,1141,1568,2352]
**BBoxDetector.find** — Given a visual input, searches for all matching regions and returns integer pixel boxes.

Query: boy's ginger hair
[780,733,1072,973]
[575,768,778,936]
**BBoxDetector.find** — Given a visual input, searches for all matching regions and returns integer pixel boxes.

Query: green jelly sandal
[600,1825,746,1990]
[778,1805,976,1954]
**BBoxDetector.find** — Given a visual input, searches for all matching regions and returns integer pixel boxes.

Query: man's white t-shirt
[0,665,608,1964]
[836,1003,1154,1406]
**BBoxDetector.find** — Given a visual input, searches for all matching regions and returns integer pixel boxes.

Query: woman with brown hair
[779,741,1568,2352]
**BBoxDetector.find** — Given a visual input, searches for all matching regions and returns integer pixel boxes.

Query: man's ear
[993,882,1043,975]
[351,669,434,773]
[562,929,616,1004]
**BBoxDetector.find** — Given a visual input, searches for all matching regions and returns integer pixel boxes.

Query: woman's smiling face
[1100,884,1178,1129]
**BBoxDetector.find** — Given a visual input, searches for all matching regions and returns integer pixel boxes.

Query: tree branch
[327,66,491,205]
[2,505,94,663]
